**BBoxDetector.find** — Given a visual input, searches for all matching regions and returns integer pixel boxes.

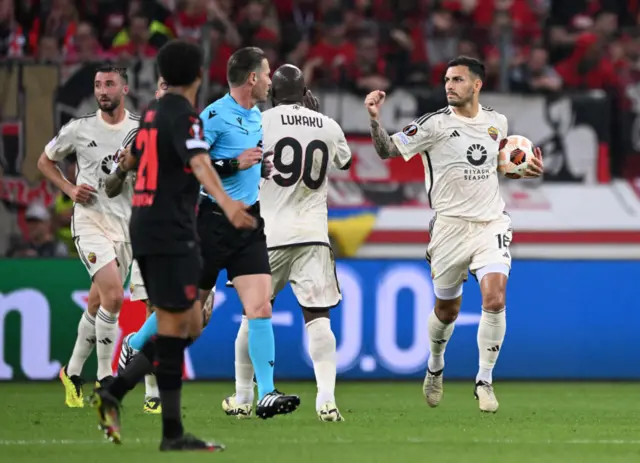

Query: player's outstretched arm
[365,90,401,160]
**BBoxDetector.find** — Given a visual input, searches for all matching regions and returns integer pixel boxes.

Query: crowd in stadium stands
[1,0,639,257]
[1,0,640,92]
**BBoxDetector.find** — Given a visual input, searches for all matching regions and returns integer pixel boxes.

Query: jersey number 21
[135,128,158,193]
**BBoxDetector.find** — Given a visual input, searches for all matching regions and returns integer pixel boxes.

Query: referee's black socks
[155,335,188,440]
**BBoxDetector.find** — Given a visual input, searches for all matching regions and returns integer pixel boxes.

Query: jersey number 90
[272,137,329,190]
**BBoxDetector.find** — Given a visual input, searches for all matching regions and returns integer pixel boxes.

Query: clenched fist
[364,90,386,120]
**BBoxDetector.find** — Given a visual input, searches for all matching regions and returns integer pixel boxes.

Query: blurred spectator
[284,32,310,68]
[29,0,79,57]
[37,35,62,62]
[547,0,623,62]
[206,0,241,48]
[342,32,391,95]
[236,0,279,47]
[7,202,68,258]
[111,14,158,60]
[66,22,110,63]
[510,45,563,93]
[208,21,236,86]
[409,8,460,87]
[592,10,619,41]
[112,1,173,50]
[554,32,618,90]
[166,0,209,43]
[0,0,26,57]
[304,9,356,85]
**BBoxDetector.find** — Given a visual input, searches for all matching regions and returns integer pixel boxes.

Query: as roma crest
[488,126,498,141]
[87,252,97,264]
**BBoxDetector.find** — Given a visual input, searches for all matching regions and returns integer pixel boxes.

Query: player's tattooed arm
[370,119,401,159]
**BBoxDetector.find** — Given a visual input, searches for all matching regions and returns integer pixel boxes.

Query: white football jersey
[391,105,508,222]
[260,104,352,248]
[45,110,140,241]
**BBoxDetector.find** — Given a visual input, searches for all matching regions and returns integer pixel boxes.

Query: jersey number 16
[272,137,329,190]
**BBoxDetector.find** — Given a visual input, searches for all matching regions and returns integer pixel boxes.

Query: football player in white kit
[365,56,543,413]
[37,66,139,408]
[222,64,351,421]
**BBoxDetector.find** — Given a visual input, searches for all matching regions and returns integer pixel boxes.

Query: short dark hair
[95,65,128,84]
[447,56,485,80]
[227,47,266,87]
[157,39,203,87]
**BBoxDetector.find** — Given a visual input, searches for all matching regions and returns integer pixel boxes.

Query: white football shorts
[427,212,512,298]
[269,245,341,309]
[74,234,132,282]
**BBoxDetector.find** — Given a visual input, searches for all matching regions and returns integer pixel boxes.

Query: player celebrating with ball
[365,56,543,413]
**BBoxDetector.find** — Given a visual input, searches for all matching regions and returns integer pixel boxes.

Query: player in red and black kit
[91,40,255,452]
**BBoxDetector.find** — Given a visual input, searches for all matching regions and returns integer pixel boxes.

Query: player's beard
[447,88,474,107]
[97,96,121,113]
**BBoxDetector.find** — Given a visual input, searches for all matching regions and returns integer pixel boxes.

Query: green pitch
[1,382,640,463]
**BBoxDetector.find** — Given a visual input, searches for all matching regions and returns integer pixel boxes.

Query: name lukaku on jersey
[280,114,324,128]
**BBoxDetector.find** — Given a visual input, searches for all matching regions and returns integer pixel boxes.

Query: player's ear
[475,78,483,93]
[123,84,129,96]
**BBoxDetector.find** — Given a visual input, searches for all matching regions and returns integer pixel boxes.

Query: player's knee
[434,297,462,323]
[103,288,124,311]
[482,291,505,311]
[246,300,272,319]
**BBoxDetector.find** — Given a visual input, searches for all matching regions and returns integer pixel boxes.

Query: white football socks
[234,316,255,405]
[476,308,506,384]
[306,318,337,411]
[427,310,455,372]
[67,311,96,377]
[95,306,119,380]
[145,374,159,399]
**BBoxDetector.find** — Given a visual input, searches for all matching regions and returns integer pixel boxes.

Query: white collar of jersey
[96,109,130,131]
[449,104,483,122]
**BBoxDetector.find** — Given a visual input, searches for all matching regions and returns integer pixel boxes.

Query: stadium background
[1,0,640,382]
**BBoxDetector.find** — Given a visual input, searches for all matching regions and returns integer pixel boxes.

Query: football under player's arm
[38,123,95,203]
